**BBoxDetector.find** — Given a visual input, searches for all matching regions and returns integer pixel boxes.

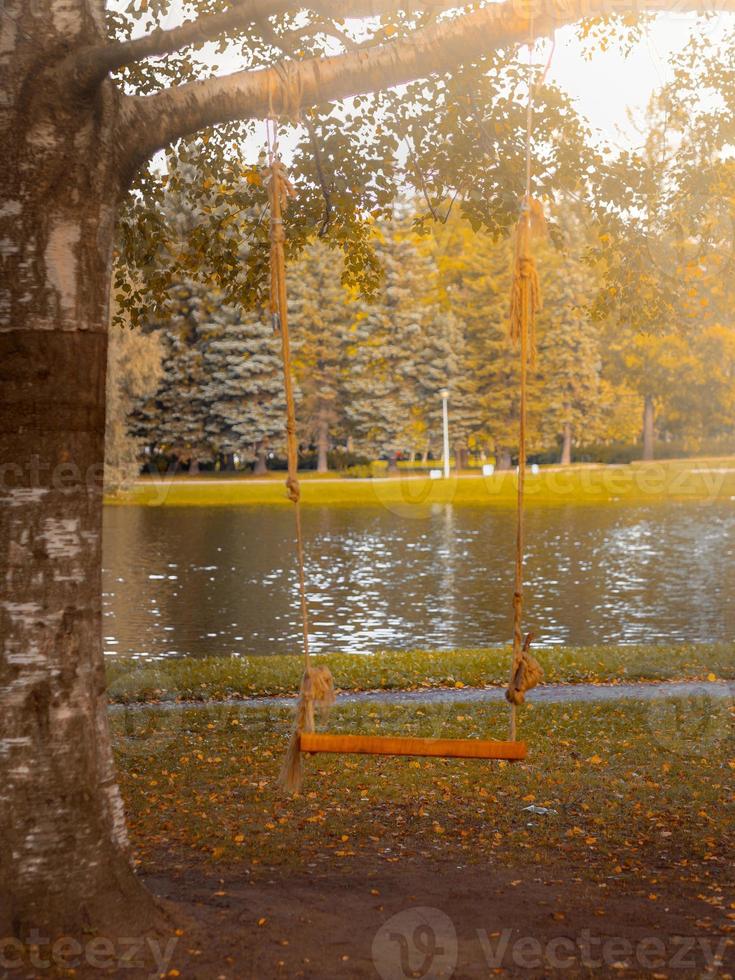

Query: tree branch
[119,0,735,174]
[119,1,536,168]
[75,0,463,84]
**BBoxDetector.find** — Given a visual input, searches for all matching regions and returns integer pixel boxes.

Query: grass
[105,642,735,703]
[106,456,735,507]
[114,696,734,886]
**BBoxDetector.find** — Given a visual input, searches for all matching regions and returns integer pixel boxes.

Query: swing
[263,31,545,790]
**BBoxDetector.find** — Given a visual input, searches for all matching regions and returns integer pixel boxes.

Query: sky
[546,14,730,149]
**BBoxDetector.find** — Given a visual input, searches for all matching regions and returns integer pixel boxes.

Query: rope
[267,119,335,792]
[505,16,547,739]
[265,120,310,668]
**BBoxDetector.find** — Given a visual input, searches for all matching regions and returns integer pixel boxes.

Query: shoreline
[105,457,735,507]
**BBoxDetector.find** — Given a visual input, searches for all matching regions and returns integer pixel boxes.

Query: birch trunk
[0,1,154,939]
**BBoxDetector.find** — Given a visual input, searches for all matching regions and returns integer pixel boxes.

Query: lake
[102,501,735,659]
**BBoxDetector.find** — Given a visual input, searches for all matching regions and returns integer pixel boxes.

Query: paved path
[109,679,732,713]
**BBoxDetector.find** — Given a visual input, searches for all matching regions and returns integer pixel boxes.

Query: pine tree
[536,213,603,464]
[135,283,287,471]
[134,281,212,471]
[288,241,354,471]
[344,220,427,462]
[200,297,286,472]
[433,216,535,468]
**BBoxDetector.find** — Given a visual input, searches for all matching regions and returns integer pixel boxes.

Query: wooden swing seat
[300,732,527,760]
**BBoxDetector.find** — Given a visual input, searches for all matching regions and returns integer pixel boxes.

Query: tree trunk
[253,446,268,475]
[0,8,156,942]
[642,395,655,462]
[316,404,329,474]
[560,421,572,466]
[188,456,199,474]
[495,446,512,471]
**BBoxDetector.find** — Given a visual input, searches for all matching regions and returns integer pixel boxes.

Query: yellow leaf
[587,755,603,765]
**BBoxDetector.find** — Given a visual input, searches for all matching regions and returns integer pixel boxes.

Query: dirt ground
[139,851,734,979]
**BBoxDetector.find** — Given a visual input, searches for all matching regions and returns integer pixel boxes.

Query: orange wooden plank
[299,733,527,760]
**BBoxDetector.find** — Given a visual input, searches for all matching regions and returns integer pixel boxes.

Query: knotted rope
[505,22,548,738]
[265,121,334,793]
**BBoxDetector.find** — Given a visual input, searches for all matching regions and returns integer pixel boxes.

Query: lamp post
[439,387,450,479]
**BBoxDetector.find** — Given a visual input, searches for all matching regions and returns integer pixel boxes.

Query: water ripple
[102,501,735,658]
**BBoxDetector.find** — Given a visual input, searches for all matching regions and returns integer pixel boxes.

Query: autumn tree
[591,78,735,458]
[537,208,602,463]
[105,293,163,491]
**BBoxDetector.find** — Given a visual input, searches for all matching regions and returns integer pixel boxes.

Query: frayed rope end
[278,665,335,794]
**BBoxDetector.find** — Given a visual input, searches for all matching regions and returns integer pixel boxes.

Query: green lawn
[106,642,734,703]
[107,457,735,507]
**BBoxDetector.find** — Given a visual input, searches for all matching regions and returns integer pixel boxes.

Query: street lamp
[439,387,450,479]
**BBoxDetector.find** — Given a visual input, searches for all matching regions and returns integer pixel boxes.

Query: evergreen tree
[433,215,539,468]
[134,281,212,471]
[135,283,286,471]
[537,214,603,463]
[344,220,427,462]
[288,241,354,471]
[200,298,286,472]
